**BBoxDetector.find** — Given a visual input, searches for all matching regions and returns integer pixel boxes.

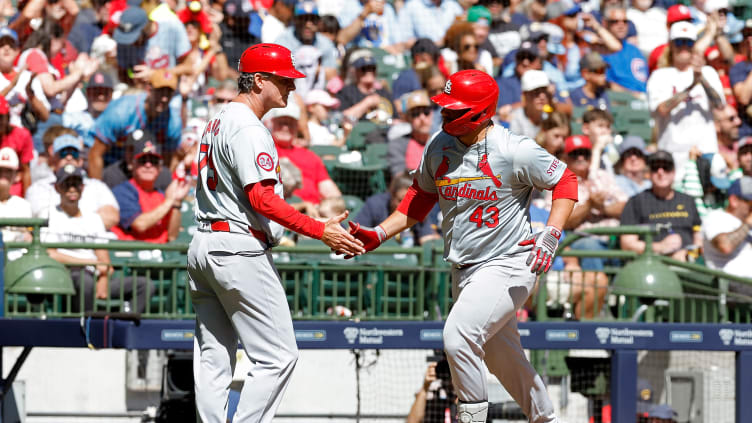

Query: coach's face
[258,73,296,109]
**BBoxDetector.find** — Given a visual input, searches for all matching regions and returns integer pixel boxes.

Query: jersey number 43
[198,119,221,191]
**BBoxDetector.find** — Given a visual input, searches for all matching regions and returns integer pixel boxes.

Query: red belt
[208,220,269,245]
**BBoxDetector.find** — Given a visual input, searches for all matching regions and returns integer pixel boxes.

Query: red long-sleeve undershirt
[397,180,438,221]
[551,168,578,201]
[245,180,325,239]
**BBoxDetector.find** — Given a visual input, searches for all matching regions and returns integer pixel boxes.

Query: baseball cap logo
[121,22,133,32]
[144,141,155,152]
[444,80,452,95]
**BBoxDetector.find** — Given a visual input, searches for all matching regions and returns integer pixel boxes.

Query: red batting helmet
[431,70,499,137]
[238,43,305,79]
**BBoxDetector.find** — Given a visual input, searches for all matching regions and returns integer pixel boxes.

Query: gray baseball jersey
[413,125,566,265]
[195,102,284,246]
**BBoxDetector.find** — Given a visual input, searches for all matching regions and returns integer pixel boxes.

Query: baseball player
[187,43,365,423]
[348,70,578,423]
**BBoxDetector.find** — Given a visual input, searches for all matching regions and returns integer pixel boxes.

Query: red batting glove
[518,226,562,274]
[345,222,387,259]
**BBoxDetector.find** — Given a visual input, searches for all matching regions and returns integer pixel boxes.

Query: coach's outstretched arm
[247,179,366,256]
[348,180,438,253]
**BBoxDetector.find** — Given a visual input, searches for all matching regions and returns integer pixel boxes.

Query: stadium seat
[612,107,652,142]
[570,106,586,135]
[606,90,648,110]
[363,143,388,166]
[367,47,411,89]
[309,145,346,161]
[346,121,379,150]
[342,195,364,217]
[331,162,387,200]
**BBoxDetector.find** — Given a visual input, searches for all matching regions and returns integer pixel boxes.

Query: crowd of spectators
[0,0,750,313]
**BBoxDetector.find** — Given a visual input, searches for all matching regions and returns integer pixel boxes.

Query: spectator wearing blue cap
[27,128,120,229]
[113,6,192,83]
[396,0,464,45]
[275,0,339,80]
[702,175,752,295]
[338,52,392,122]
[338,0,402,50]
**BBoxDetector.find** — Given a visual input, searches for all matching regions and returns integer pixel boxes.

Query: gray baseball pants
[443,253,558,423]
[187,231,298,423]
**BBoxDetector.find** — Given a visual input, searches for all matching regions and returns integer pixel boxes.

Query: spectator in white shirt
[702,175,752,296]
[26,128,119,228]
[647,22,725,181]
[43,165,151,312]
[0,147,31,243]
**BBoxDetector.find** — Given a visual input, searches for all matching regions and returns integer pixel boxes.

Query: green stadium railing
[2,220,751,324]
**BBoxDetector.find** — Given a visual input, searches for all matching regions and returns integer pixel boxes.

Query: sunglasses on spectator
[649,161,674,172]
[673,38,695,48]
[409,106,432,118]
[462,43,479,52]
[358,65,377,74]
[588,68,607,75]
[517,52,537,63]
[717,8,729,14]
[136,155,161,166]
[215,96,234,103]
[58,147,79,159]
[59,178,83,191]
[607,18,628,25]
[526,87,549,97]
[568,149,592,159]
[296,14,320,24]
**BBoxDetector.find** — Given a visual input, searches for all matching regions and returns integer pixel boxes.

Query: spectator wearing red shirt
[266,99,341,204]
[0,96,33,196]
[111,137,189,243]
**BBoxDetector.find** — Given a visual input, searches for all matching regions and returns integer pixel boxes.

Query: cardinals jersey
[195,102,284,248]
[413,125,566,265]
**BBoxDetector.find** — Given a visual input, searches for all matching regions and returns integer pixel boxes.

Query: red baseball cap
[564,135,592,154]
[667,5,691,25]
